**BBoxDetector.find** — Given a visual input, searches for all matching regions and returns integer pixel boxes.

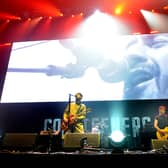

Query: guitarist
[154,105,168,140]
[61,92,87,137]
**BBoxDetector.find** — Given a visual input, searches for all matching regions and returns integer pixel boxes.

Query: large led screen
[1,33,168,102]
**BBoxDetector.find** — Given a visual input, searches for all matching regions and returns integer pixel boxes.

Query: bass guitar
[156,126,168,140]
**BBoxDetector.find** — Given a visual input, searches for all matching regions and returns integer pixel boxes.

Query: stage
[0,148,168,165]
[1,132,168,165]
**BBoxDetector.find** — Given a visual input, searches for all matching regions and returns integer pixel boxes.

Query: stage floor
[0,148,168,165]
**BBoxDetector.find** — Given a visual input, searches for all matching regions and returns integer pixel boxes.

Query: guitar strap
[76,104,82,115]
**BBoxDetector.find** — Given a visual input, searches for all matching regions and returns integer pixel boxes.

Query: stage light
[140,9,168,33]
[109,130,125,143]
[108,130,126,153]
[114,3,125,16]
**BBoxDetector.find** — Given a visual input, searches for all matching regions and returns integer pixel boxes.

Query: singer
[61,92,87,138]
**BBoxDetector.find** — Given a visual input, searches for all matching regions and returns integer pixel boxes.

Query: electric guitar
[61,108,92,132]
[156,126,168,140]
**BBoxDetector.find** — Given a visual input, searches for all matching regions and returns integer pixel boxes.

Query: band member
[61,92,87,136]
[154,105,168,140]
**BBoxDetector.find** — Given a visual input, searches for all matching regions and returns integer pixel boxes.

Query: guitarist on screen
[154,105,168,140]
[61,92,88,138]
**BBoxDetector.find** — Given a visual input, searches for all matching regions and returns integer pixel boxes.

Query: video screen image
[1,33,168,103]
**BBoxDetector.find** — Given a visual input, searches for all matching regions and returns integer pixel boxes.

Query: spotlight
[108,130,126,153]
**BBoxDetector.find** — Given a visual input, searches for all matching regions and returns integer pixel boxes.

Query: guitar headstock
[86,108,92,113]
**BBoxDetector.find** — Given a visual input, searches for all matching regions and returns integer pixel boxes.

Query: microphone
[69,94,75,97]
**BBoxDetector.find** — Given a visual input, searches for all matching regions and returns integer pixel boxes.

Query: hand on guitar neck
[156,127,168,140]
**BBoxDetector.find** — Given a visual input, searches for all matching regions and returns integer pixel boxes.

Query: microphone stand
[47,127,53,154]
[68,94,71,117]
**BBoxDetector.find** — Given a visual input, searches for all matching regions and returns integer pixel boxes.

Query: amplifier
[2,133,38,151]
[151,139,168,150]
[63,133,100,149]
